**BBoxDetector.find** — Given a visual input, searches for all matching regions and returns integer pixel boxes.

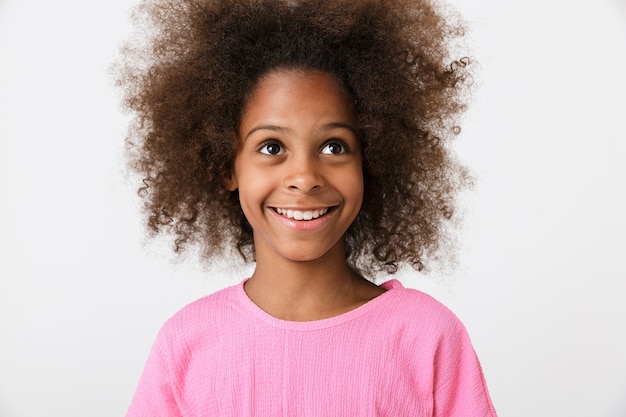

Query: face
[226,70,363,265]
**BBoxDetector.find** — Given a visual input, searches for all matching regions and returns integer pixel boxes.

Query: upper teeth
[275,208,329,220]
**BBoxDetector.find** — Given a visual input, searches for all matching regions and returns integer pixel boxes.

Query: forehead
[240,70,356,127]
[253,69,346,95]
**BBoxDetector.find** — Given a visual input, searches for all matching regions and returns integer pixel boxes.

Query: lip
[268,206,337,232]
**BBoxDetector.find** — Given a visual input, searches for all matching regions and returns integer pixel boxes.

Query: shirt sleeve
[432,319,498,417]
[125,329,185,417]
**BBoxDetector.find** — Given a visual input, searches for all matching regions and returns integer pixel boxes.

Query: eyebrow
[322,122,357,136]
[244,125,292,141]
[243,122,357,141]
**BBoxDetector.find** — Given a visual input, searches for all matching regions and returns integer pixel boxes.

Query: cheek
[344,166,365,211]
[235,171,269,215]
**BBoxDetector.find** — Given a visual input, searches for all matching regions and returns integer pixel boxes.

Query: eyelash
[257,139,350,156]
[321,140,348,155]
[258,141,284,155]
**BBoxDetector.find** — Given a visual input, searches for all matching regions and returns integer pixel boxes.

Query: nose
[283,154,324,193]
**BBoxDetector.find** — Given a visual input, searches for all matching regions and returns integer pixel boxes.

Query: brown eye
[321,141,346,155]
[259,142,284,155]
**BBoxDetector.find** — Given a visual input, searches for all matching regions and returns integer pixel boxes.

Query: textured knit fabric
[126,279,497,417]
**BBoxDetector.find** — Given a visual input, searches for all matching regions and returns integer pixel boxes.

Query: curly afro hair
[115,0,473,277]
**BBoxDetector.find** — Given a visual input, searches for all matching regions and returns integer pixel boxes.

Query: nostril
[284,161,325,192]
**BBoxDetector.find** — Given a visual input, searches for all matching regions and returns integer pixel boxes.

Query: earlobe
[223,174,238,191]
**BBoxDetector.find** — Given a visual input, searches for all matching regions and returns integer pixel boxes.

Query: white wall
[1,0,625,416]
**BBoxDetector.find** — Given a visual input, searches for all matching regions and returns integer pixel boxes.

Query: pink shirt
[126,279,497,416]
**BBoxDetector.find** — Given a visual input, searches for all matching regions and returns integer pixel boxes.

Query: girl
[116,0,497,415]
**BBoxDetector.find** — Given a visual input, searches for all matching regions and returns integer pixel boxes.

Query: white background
[1,0,625,416]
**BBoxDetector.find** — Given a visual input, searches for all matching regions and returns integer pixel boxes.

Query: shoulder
[171,282,239,322]
[381,279,461,323]
[155,281,243,347]
[377,279,466,340]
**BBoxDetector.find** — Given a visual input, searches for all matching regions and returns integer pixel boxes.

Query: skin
[225,70,385,321]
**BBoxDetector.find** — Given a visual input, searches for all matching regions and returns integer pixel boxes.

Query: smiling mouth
[273,207,332,221]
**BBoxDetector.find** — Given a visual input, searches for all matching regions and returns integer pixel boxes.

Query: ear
[223,139,240,191]
[223,172,238,191]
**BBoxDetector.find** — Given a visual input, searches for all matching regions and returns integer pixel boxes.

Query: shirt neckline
[236,278,403,331]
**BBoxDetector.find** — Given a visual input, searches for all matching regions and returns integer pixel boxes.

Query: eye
[259,141,285,155]
[321,141,347,155]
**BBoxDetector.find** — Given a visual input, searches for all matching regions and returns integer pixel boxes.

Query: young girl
[117,0,497,415]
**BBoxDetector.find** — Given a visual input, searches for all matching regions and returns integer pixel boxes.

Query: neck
[245,242,384,321]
